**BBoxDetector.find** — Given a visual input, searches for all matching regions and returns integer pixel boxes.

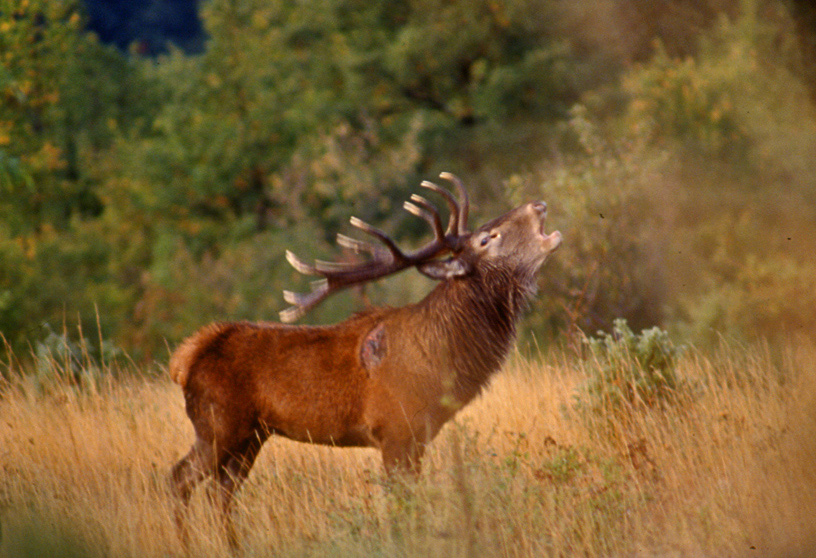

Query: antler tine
[404,194,445,242]
[349,216,406,264]
[285,250,318,276]
[420,180,459,236]
[439,172,469,234]
[336,233,388,259]
[313,259,369,273]
[280,279,330,323]
[279,306,303,324]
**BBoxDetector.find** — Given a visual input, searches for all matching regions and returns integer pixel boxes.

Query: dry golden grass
[1,341,815,557]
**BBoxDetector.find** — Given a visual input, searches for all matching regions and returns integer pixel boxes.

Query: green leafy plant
[28,323,123,391]
[578,319,685,416]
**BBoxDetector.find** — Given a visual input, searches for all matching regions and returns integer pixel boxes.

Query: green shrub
[620,0,816,184]
[577,319,685,416]
[621,38,751,163]
[677,249,816,346]
[513,0,816,348]
[29,323,124,391]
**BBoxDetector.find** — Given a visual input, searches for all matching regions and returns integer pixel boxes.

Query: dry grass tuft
[1,341,814,557]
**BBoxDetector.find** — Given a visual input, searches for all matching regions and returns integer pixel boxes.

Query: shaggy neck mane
[417,264,537,403]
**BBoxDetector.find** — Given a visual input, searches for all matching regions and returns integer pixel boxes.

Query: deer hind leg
[169,437,224,546]
[170,438,218,506]
[214,432,267,548]
[170,432,264,546]
[214,432,266,510]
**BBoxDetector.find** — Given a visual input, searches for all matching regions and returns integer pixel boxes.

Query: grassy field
[1,340,815,557]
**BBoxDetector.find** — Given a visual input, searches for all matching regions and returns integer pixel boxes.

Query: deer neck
[416,266,534,403]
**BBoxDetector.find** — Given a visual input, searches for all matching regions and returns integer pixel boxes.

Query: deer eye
[480,232,499,247]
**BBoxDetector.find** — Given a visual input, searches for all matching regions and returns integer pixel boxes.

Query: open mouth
[539,216,549,238]
[533,202,561,249]
[535,204,552,239]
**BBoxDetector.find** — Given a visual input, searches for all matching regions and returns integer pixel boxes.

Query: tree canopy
[2,0,815,361]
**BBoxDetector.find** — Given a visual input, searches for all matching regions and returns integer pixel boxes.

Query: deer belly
[264,420,374,448]
[257,393,373,448]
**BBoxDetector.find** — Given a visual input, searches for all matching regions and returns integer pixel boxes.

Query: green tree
[0,0,158,353]
[0,0,153,232]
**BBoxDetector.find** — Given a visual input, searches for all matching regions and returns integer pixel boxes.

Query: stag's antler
[280,173,470,323]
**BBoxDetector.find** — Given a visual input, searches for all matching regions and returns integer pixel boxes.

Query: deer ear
[418,258,470,280]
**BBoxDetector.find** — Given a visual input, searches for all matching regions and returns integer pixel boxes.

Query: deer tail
[168,323,229,388]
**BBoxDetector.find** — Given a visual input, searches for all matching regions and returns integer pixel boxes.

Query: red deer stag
[168,172,561,513]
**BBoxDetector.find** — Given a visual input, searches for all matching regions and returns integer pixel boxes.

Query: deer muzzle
[531,201,562,252]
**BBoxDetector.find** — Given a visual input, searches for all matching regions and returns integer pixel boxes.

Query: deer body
[169,174,561,515]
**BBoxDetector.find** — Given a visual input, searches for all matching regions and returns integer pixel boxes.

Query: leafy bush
[675,217,816,345]
[577,319,685,418]
[513,0,816,348]
[621,0,816,184]
[621,38,751,162]
[5,323,127,393]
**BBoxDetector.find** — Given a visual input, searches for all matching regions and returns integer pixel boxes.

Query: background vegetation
[2,2,816,556]
[2,0,815,361]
